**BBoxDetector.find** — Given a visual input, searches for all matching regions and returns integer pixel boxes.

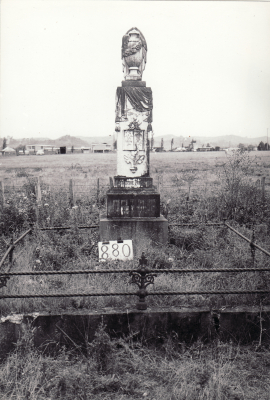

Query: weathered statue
[115,28,152,178]
[122,27,147,80]
[99,26,168,253]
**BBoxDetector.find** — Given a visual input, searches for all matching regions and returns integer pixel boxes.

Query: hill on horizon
[2,134,266,150]
[6,135,100,149]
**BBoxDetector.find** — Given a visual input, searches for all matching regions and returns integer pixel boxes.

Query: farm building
[91,143,111,153]
[196,146,214,152]
[1,146,16,156]
[25,144,58,154]
[66,147,83,154]
[81,147,90,154]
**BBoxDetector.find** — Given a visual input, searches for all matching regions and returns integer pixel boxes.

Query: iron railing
[0,222,270,310]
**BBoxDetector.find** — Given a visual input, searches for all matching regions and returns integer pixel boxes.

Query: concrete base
[1,306,270,358]
[99,215,168,256]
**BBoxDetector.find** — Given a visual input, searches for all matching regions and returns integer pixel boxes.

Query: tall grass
[0,322,270,399]
[0,150,270,313]
[0,222,269,314]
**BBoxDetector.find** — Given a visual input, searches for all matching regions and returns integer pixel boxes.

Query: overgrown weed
[0,322,270,399]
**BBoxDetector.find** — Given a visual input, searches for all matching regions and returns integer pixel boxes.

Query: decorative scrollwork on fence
[130,271,156,289]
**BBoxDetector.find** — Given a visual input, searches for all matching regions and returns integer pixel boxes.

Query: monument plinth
[100,27,168,255]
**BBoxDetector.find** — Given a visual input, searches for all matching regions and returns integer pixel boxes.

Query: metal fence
[0,221,270,310]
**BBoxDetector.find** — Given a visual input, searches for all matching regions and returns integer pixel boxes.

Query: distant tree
[258,141,265,151]
[206,143,210,147]
[265,143,270,151]
[238,143,246,150]
[113,139,117,150]
[171,138,174,151]
[247,144,254,152]
[15,144,26,155]
[161,138,164,150]
[71,145,74,153]
[2,137,7,150]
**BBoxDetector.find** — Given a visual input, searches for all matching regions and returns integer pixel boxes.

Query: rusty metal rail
[225,222,270,258]
[0,290,268,300]
[0,228,32,270]
[0,252,270,310]
[0,266,270,277]
[1,222,270,310]
[38,225,98,231]
[169,222,224,227]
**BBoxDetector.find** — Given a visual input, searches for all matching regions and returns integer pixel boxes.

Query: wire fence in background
[0,174,269,229]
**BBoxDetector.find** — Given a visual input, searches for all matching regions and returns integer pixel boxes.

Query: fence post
[0,181,5,208]
[36,176,42,203]
[35,204,40,226]
[97,178,100,205]
[261,176,265,201]
[69,179,74,207]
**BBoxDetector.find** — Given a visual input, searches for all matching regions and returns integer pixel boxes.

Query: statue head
[122,28,147,81]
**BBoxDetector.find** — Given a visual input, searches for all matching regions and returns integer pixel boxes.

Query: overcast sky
[1,0,270,140]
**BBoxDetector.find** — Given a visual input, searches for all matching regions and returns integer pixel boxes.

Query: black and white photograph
[1,1,270,398]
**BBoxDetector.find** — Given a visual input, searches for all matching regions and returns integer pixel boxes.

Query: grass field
[0,323,270,400]
[1,150,270,178]
[0,149,270,315]
[1,150,270,399]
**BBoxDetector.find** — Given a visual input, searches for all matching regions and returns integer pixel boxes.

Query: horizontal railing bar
[0,289,269,299]
[38,225,98,231]
[1,267,270,276]
[169,223,224,226]
[0,269,133,276]
[38,223,223,231]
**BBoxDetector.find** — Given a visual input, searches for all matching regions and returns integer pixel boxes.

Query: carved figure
[124,145,145,173]
[122,27,147,80]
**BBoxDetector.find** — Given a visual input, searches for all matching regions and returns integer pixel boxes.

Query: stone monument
[99,28,168,255]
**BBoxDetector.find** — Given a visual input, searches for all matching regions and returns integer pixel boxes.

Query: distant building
[196,146,214,152]
[67,147,83,154]
[91,143,111,153]
[81,147,90,154]
[1,146,16,156]
[25,144,58,154]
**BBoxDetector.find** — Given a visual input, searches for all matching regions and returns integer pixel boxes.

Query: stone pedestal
[99,28,168,256]
[100,176,168,255]
[107,187,160,218]
[100,215,168,256]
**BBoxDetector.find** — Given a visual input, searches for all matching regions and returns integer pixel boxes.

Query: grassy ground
[1,150,270,184]
[0,212,269,315]
[0,150,270,314]
[0,322,270,400]
[1,151,270,399]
